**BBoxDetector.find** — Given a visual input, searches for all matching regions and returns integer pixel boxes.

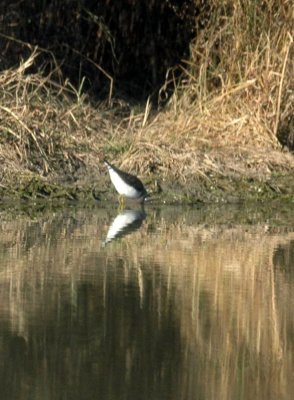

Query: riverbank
[1,22,293,207]
[1,159,294,207]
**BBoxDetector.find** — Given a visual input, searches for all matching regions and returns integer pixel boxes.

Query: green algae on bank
[0,171,293,207]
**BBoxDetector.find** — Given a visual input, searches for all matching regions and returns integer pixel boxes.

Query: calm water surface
[0,205,294,400]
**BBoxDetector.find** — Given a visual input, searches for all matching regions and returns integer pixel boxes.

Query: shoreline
[1,169,293,208]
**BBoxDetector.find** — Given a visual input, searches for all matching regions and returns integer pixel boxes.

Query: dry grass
[0,1,293,189]
[0,49,110,184]
[122,1,294,180]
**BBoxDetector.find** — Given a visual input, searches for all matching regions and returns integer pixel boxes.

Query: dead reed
[0,1,293,189]
[122,1,294,181]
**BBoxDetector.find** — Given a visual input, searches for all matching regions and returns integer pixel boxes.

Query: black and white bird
[102,208,146,245]
[104,159,148,206]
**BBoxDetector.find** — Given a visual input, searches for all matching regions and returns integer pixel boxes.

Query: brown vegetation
[0,1,293,202]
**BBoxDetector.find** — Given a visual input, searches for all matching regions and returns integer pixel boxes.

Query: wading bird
[104,159,148,208]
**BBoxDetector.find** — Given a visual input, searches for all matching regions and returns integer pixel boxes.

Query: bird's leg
[118,194,125,210]
[121,195,125,209]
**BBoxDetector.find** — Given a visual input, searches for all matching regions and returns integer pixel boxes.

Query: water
[0,204,294,400]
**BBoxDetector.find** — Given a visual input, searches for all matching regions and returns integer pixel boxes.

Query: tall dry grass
[0,48,110,184]
[122,0,294,180]
[0,1,293,187]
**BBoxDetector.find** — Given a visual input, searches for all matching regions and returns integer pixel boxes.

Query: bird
[103,208,146,245]
[104,159,148,207]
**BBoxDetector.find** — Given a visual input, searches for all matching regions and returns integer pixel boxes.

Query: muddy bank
[1,169,294,209]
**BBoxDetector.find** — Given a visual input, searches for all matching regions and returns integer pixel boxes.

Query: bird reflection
[103,208,146,245]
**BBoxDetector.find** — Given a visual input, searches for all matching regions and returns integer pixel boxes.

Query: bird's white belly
[109,169,139,198]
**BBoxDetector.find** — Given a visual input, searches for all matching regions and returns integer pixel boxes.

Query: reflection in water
[103,207,146,245]
[0,206,294,400]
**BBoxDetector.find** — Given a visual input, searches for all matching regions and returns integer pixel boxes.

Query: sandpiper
[104,159,148,207]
